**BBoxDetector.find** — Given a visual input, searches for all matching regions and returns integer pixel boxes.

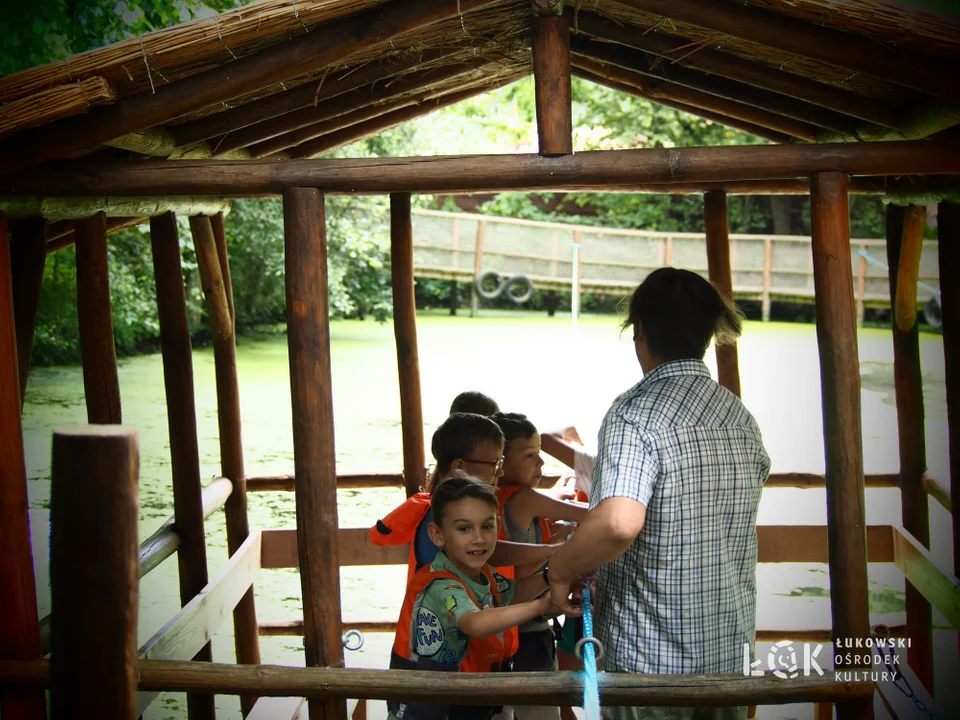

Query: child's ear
[426,522,445,547]
[450,459,465,472]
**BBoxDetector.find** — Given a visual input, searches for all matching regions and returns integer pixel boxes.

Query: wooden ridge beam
[9,139,958,197]
[610,0,960,103]
[174,49,462,148]
[568,9,901,129]
[572,64,795,144]
[571,36,854,137]
[213,60,488,156]
[0,660,877,706]
[0,0,503,174]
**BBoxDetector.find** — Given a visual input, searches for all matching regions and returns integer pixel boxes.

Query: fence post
[856,242,867,326]
[572,230,582,325]
[471,220,485,318]
[762,237,773,322]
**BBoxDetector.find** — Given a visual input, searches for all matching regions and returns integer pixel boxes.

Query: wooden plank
[809,171,871,720]
[0,660,877,706]
[50,426,139,720]
[137,531,262,716]
[0,213,46,720]
[613,0,960,102]
[283,187,346,720]
[884,204,933,690]
[891,526,960,631]
[149,212,214,720]
[15,140,960,198]
[0,0,503,174]
[261,528,407,569]
[390,194,426,498]
[247,695,304,720]
[703,189,741,397]
[190,215,260,713]
[9,218,46,405]
[532,15,572,155]
[75,212,121,423]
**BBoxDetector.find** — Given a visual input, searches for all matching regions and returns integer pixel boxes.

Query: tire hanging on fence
[475,269,506,299]
[503,274,534,304]
[924,295,942,328]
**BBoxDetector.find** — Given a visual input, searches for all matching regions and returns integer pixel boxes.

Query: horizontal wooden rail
[0,660,876,706]
[136,530,262,716]
[259,525,896,569]
[37,475,233,655]
[891,526,960,630]
[244,473,402,492]
[258,620,908,643]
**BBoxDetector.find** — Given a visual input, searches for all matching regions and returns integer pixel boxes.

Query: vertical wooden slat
[209,212,236,326]
[391,194,427,497]
[572,230,582,323]
[471,220,485,317]
[51,426,139,720]
[532,14,572,156]
[704,190,742,397]
[189,215,261,714]
[937,201,960,657]
[855,243,867,326]
[884,204,934,690]
[9,218,47,405]
[762,237,773,322]
[0,213,46,720]
[809,172,871,720]
[75,212,121,423]
[149,212,215,720]
[283,187,346,720]
[894,205,927,332]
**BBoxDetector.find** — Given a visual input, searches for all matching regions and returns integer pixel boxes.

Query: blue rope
[580,583,601,720]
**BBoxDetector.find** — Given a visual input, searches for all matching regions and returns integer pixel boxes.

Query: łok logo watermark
[744,637,908,681]
[743,640,824,679]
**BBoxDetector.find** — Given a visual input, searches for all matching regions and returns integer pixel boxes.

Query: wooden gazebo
[0,0,958,719]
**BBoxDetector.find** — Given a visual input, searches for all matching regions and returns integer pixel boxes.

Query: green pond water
[20,312,954,719]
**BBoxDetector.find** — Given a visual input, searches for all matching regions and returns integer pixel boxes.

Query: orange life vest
[496,484,553,546]
[391,565,519,673]
[368,492,432,581]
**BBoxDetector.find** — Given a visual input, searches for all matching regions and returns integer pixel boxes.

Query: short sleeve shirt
[591,359,770,676]
[409,551,515,667]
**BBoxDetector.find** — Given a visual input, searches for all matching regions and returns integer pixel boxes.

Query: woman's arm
[457,595,558,638]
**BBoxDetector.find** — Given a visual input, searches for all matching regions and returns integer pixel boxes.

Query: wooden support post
[894,205,927,332]
[283,187,347,720]
[209,213,236,326]
[762,237,773,322]
[390,194,427,497]
[532,13,572,156]
[149,212,215,720]
[9,218,47,405]
[449,281,458,316]
[75,212,121,423]
[937,202,960,650]
[703,190,742,397]
[809,172,871,720]
[471,220,485,317]
[855,243,867,327]
[189,215,261,714]
[0,213,45,720]
[50,426,139,719]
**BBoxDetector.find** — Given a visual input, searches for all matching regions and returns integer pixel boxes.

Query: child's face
[457,440,504,486]
[429,497,498,577]
[500,433,544,488]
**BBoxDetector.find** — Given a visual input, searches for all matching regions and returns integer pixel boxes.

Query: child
[388,477,571,720]
[450,390,500,416]
[492,413,588,720]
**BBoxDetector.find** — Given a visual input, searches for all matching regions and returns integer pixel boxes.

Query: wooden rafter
[572,56,817,141]
[569,9,902,129]
[610,0,960,102]
[571,35,857,137]
[0,0,503,174]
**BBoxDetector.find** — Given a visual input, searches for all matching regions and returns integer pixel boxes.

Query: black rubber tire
[475,269,506,299]
[924,295,942,328]
[503,274,534,305]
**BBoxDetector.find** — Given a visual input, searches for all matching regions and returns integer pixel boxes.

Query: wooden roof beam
[0,0,503,174]
[572,66,791,144]
[1,196,231,221]
[610,0,960,103]
[288,76,526,159]
[172,48,464,148]
[571,35,856,137]
[568,10,901,129]
[11,139,958,197]
[572,55,816,141]
[217,60,491,156]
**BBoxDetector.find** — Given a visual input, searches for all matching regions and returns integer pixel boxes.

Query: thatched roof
[0,0,958,173]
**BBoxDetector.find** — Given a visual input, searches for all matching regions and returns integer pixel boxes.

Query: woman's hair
[491,412,538,453]
[621,267,742,360]
[428,412,505,490]
[431,475,499,524]
[449,391,500,416]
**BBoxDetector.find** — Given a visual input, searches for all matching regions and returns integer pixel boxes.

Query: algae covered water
[20,313,951,718]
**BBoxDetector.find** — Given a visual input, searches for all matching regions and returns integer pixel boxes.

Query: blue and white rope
[579,582,601,720]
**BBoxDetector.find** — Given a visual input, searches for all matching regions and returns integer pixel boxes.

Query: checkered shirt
[590,358,770,675]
